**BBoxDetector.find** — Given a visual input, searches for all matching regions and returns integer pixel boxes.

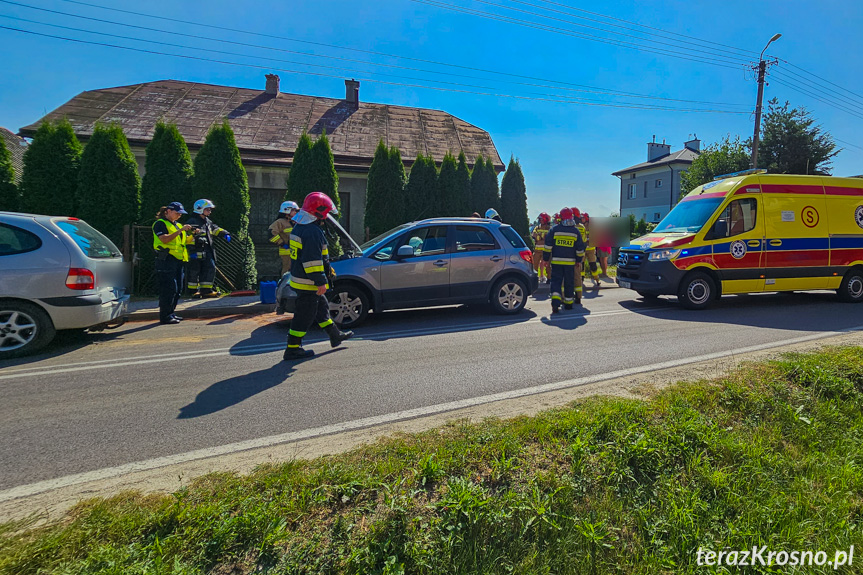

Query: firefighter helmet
[582,212,590,224]
[571,207,581,220]
[193,199,215,214]
[485,208,501,221]
[560,207,574,221]
[302,192,338,219]
[279,200,299,215]
[539,212,551,225]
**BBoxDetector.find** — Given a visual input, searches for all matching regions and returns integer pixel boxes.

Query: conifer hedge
[20,119,82,216]
[0,137,19,212]
[500,156,532,248]
[404,153,437,222]
[364,140,407,238]
[140,122,193,223]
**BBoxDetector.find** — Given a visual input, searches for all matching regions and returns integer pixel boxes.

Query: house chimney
[684,134,701,152]
[647,137,671,162]
[265,74,280,96]
[345,79,359,106]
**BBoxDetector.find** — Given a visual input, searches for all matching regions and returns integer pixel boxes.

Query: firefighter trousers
[549,264,578,310]
[187,250,216,294]
[287,292,334,349]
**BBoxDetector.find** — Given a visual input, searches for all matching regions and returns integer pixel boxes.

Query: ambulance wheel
[838,267,863,303]
[678,272,715,310]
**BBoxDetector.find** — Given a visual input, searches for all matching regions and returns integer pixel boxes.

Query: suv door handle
[433,260,447,267]
[490,255,503,262]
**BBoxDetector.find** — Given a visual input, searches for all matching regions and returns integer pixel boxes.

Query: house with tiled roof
[1,127,28,184]
[19,76,504,248]
[612,136,701,223]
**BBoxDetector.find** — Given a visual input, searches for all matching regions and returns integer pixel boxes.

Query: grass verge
[2,347,863,574]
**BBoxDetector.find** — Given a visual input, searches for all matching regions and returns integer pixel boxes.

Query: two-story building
[613,136,701,223]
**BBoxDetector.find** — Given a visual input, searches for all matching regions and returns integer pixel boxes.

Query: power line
[780,59,863,104]
[0,26,751,114]
[0,0,748,107]
[530,0,756,57]
[464,0,751,63]
[407,0,745,70]
[768,77,863,122]
[834,138,863,153]
[772,68,863,110]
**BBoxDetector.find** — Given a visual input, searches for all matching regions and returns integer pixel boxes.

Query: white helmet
[485,208,501,221]
[279,200,300,215]
[193,199,215,214]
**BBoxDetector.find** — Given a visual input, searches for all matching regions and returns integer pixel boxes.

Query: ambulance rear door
[760,177,830,290]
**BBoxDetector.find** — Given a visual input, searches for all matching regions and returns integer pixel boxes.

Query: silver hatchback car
[0,212,130,358]
[276,217,539,328]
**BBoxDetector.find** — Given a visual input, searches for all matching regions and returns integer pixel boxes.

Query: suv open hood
[326,214,363,255]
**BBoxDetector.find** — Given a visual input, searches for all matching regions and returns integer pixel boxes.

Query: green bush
[500,156,532,248]
[405,153,438,221]
[140,122,193,223]
[20,118,82,216]
[0,137,19,212]
[364,140,407,238]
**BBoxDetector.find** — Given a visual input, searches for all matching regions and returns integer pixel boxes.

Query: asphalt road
[1,285,862,493]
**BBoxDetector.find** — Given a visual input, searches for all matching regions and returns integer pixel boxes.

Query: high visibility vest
[152,219,189,262]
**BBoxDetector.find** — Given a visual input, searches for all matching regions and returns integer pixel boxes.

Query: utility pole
[751,33,782,170]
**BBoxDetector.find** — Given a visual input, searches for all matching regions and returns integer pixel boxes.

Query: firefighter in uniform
[531,212,551,284]
[283,192,354,361]
[579,211,601,289]
[543,207,585,313]
[269,201,300,276]
[185,199,231,298]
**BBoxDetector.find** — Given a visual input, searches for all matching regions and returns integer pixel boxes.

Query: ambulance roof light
[712,169,767,181]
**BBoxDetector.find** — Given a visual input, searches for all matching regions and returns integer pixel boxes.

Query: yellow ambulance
[616,170,863,308]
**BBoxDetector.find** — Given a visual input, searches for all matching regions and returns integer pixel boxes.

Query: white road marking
[1,324,860,503]
[0,307,664,380]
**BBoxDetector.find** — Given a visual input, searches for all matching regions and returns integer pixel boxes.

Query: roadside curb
[128,302,276,322]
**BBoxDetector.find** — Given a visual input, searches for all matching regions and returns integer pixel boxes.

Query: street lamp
[751,33,782,170]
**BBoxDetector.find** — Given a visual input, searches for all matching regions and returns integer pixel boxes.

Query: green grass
[3,347,863,574]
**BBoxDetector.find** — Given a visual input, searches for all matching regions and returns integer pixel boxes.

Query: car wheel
[0,301,56,359]
[677,271,715,310]
[838,267,863,303]
[637,291,659,301]
[328,284,370,328]
[491,276,528,314]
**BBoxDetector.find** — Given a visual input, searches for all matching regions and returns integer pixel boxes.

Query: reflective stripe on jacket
[288,221,330,291]
[153,219,189,262]
[543,223,585,266]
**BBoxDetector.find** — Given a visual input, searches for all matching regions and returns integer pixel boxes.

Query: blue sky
[1,0,861,219]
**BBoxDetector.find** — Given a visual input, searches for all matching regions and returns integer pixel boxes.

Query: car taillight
[66,268,95,290]
[518,249,533,264]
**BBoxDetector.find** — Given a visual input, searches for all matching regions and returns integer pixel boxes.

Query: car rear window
[499,225,527,248]
[54,219,122,259]
[0,223,42,256]
[455,226,497,251]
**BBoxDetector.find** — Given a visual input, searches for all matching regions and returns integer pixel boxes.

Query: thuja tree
[471,156,500,216]
[436,152,460,218]
[0,137,19,212]
[193,121,256,289]
[454,151,471,217]
[76,123,141,243]
[141,121,193,223]
[364,140,407,238]
[285,131,314,205]
[500,156,532,248]
[404,153,437,221]
[20,118,82,216]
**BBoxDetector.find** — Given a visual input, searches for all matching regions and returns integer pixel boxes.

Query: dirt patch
[3,330,862,525]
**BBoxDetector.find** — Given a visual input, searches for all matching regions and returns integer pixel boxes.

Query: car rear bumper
[38,293,130,329]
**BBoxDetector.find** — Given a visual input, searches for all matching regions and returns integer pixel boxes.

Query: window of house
[630,173,636,179]
[643,181,648,197]
[628,183,637,199]
[655,179,662,188]
[654,212,661,221]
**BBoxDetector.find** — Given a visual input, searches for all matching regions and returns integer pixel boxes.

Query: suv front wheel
[490,276,528,315]
[328,284,370,328]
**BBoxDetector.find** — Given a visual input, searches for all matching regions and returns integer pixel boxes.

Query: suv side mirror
[396,245,414,258]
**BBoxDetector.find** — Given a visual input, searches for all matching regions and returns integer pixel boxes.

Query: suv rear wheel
[328,284,370,328]
[0,301,56,359]
[490,276,528,315]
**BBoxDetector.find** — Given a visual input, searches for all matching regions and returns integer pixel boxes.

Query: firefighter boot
[325,324,354,348]
[284,333,314,360]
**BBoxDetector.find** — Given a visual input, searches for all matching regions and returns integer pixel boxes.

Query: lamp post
[751,33,782,169]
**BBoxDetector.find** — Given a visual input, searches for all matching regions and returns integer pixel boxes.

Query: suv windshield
[360,223,413,252]
[653,197,724,234]
[54,219,122,259]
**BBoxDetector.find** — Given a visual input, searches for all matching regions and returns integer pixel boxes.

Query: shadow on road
[0,322,162,369]
[620,291,863,332]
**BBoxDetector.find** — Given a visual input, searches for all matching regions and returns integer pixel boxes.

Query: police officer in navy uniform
[543,207,586,313]
[283,192,354,360]
[152,202,192,324]
[185,199,232,298]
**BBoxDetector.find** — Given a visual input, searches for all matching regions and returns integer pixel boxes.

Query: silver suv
[0,212,130,358]
[276,217,539,328]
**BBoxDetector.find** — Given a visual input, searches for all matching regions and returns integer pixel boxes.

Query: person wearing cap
[153,202,192,325]
[185,199,231,298]
[269,200,300,276]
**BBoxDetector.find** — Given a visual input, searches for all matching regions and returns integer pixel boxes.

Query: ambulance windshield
[654,197,724,234]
